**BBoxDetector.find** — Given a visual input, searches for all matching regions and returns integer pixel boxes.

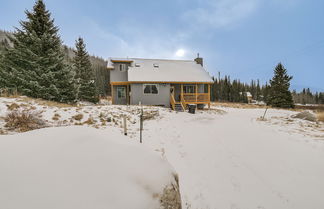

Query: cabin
[246,92,253,103]
[108,56,214,111]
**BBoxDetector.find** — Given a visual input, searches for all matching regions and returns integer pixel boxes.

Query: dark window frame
[143,84,159,95]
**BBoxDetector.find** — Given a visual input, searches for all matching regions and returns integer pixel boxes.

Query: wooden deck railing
[182,93,210,103]
[177,84,211,110]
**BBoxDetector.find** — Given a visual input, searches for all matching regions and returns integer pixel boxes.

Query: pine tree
[0,39,10,53]
[268,63,294,108]
[256,79,261,100]
[0,0,76,102]
[73,37,99,103]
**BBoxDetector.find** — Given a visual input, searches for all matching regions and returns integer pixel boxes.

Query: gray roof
[112,58,213,83]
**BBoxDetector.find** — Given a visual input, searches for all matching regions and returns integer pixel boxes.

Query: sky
[1,0,324,91]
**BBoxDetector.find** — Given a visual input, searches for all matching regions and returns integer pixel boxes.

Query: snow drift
[0,126,181,209]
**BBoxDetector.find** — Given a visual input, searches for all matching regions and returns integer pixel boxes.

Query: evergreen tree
[250,80,256,99]
[0,0,76,102]
[292,89,324,105]
[256,79,261,100]
[261,82,270,103]
[92,61,110,96]
[0,39,10,53]
[73,37,99,103]
[319,93,324,104]
[268,63,294,108]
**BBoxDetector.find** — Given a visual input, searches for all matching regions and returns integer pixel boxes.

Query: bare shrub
[6,103,20,110]
[52,113,61,121]
[143,110,159,120]
[4,109,46,132]
[0,129,6,135]
[83,117,95,125]
[317,112,324,122]
[99,112,105,119]
[72,113,83,121]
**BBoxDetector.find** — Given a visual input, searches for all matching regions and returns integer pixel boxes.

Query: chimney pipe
[194,53,203,66]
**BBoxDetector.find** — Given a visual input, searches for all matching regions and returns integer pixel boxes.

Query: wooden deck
[171,84,211,111]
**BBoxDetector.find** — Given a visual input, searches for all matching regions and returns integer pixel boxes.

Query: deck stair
[170,94,185,112]
[174,103,184,112]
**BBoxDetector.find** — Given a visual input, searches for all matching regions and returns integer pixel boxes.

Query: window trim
[119,64,126,72]
[116,86,126,99]
[143,84,159,95]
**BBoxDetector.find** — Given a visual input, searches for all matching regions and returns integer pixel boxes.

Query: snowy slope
[0,126,179,209]
[141,107,324,209]
[1,97,324,209]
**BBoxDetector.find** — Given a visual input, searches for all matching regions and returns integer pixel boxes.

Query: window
[143,84,159,94]
[119,64,126,72]
[183,85,195,93]
[117,87,126,99]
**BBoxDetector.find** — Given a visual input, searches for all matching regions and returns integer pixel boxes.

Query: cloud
[182,0,259,29]
[116,25,194,59]
[77,0,275,59]
[79,0,301,59]
[83,19,194,60]
[268,0,301,9]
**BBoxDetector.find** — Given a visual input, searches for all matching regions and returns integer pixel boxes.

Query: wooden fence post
[262,107,268,120]
[139,102,143,143]
[123,115,127,136]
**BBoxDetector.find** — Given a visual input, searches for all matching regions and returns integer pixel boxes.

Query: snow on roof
[110,57,133,63]
[107,57,134,69]
[106,59,114,68]
[112,58,214,83]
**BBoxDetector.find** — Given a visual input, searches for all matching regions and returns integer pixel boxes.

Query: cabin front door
[115,86,127,105]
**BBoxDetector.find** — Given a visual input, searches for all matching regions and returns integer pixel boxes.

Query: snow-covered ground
[0,126,179,209]
[1,97,324,209]
[142,107,324,209]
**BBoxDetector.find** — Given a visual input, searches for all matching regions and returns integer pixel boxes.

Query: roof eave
[110,59,133,63]
[111,81,214,85]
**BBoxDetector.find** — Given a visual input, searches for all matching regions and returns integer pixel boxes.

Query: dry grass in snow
[317,112,324,122]
[4,109,46,132]
[0,96,165,136]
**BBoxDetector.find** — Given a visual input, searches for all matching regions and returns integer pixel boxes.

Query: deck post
[111,84,114,105]
[195,84,198,103]
[181,84,183,102]
[208,84,211,109]
[126,85,129,105]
